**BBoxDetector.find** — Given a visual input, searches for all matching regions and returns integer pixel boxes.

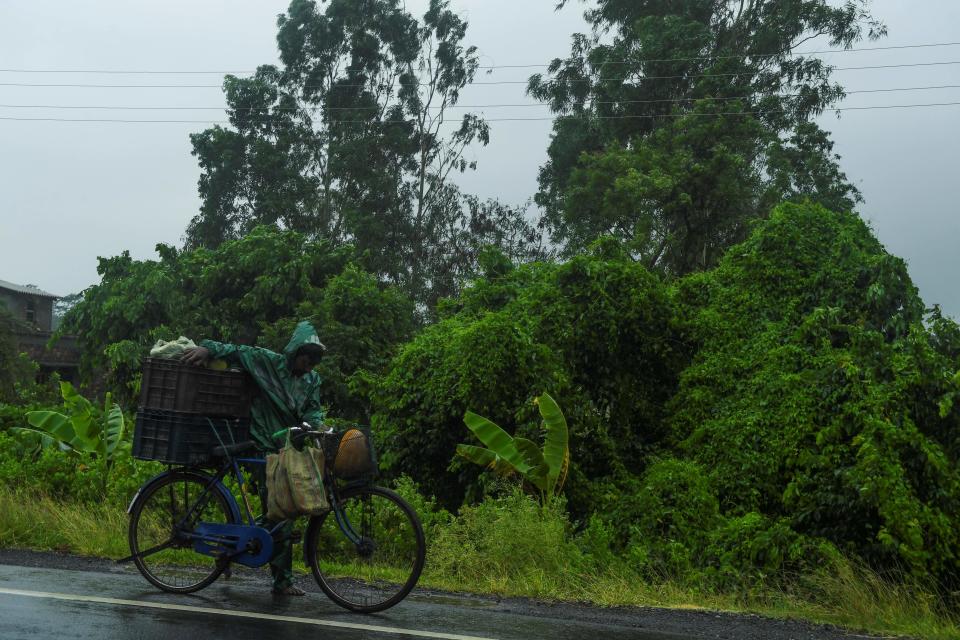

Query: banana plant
[17,381,125,492]
[456,392,569,504]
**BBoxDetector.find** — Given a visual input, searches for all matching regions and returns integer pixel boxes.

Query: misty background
[0,0,957,313]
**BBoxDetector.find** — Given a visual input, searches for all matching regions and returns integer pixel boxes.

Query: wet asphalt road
[0,551,883,640]
[0,562,682,640]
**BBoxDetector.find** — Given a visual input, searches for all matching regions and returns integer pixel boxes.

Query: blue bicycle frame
[124,448,365,569]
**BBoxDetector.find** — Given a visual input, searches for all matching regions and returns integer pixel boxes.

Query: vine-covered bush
[373,242,686,508]
[669,202,960,584]
[373,312,571,507]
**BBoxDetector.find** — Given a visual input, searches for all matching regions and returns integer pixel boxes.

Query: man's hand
[181,346,211,367]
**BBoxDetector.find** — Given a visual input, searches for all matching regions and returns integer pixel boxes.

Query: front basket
[323,428,378,480]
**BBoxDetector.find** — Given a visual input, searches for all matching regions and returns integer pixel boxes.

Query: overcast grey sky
[0,1,957,315]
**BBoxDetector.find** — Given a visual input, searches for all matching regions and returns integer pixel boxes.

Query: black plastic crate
[133,408,251,466]
[139,358,251,418]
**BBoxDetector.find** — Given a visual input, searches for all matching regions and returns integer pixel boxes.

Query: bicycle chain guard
[193,522,274,568]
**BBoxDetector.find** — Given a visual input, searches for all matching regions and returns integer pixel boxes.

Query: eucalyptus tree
[188,0,492,306]
[529,0,885,274]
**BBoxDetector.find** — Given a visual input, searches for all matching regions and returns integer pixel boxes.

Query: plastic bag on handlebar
[266,430,329,521]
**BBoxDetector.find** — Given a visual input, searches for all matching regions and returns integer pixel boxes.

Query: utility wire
[1,41,959,74]
[0,84,957,111]
[0,101,957,124]
[482,41,960,67]
[0,60,958,89]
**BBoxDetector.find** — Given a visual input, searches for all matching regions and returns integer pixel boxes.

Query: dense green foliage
[373,243,686,508]
[670,202,960,582]
[529,0,880,273]
[42,200,960,589]
[375,202,960,587]
[58,226,413,418]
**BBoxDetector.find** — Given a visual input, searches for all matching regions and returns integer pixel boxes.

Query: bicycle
[120,424,426,613]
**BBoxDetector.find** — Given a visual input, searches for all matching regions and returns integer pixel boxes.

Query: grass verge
[0,486,956,639]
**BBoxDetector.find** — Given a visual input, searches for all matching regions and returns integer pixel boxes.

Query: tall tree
[529,0,884,274]
[188,0,531,307]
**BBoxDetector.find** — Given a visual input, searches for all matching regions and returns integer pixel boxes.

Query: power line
[483,41,960,68]
[0,60,958,90]
[1,84,958,112]
[1,41,959,74]
[0,101,957,124]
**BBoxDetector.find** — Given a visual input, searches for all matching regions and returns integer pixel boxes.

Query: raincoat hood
[283,321,326,359]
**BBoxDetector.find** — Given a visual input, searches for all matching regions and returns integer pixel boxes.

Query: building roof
[0,279,58,299]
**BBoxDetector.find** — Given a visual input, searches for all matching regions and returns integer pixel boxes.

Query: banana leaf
[11,427,72,454]
[536,393,569,490]
[104,403,124,456]
[513,437,548,491]
[456,443,496,466]
[60,382,96,442]
[24,410,92,451]
[463,411,532,474]
[456,444,517,475]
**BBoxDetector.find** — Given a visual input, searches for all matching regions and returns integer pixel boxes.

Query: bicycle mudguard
[192,522,274,568]
[125,469,242,523]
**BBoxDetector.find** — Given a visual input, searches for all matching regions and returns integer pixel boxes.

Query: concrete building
[0,279,80,384]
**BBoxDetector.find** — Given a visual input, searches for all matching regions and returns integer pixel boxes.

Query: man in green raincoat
[181,321,326,596]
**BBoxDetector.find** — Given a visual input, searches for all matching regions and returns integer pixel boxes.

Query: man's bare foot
[271,585,306,596]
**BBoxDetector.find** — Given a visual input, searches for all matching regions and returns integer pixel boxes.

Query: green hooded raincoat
[198,321,325,592]
[200,321,325,452]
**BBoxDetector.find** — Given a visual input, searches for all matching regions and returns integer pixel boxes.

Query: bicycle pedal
[289,531,302,545]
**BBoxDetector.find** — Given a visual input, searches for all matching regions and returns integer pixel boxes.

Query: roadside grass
[0,486,128,558]
[0,485,956,639]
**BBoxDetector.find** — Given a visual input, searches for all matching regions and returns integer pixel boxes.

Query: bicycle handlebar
[271,423,333,445]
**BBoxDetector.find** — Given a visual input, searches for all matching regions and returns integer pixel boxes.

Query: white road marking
[0,587,497,640]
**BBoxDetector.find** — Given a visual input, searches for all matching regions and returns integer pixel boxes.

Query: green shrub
[0,404,26,432]
[612,459,721,578]
[669,202,960,584]
[0,428,162,506]
[373,313,569,508]
[374,243,685,509]
[701,512,842,592]
[391,475,453,534]
[428,489,590,595]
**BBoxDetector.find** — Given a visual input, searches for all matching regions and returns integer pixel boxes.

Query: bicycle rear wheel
[128,471,236,593]
[305,485,425,612]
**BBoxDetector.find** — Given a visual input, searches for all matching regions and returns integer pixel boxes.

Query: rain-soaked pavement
[0,563,674,640]
[0,551,879,639]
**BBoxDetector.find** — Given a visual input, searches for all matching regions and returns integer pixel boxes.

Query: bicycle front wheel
[128,471,236,594]
[305,485,425,612]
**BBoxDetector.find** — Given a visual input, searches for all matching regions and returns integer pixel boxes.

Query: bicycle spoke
[131,538,176,561]
[307,486,424,612]
[129,473,234,593]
